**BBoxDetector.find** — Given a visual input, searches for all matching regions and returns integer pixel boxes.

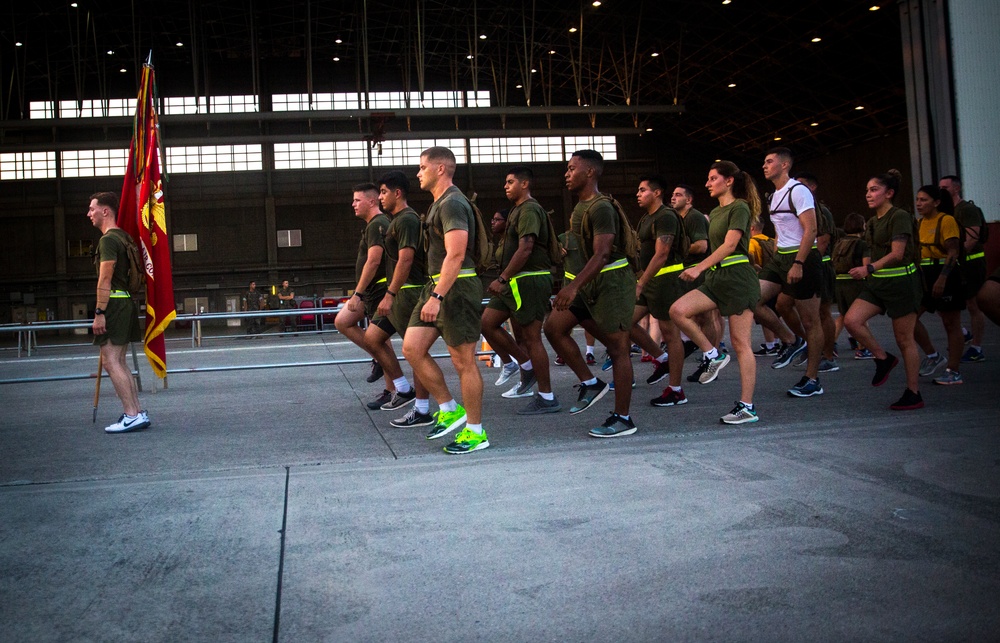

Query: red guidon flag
[118,57,176,378]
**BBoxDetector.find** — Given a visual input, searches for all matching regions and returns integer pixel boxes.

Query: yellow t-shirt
[918,211,960,260]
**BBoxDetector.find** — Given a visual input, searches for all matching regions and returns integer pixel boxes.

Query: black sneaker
[646,359,670,385]
[889,388,924,410]
[389,407,436,428]
[569,379,610,414]
[687,356,710,383]
[771,337,806,369]
[366,359,384,383]
[588,413,638,438]
[787,376,823,398]
[753,343,778,357]
[366,389,392,410]
[683,340,698,359]
[650,387,687,407]
[872,353,898,387]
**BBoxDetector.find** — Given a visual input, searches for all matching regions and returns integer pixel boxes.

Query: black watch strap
[430,291,445,301]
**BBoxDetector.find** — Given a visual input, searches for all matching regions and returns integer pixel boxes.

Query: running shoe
[630,343,642,355]
[792,352,809,368]
[105,410,151,434]
[919,354,946,377]
[569,379,610,414]
[963,327,973,344]
[818,358,840,373]
[443,428,490,454]
[961,347,985,363]
[771,337,806,369]
[494,360,520,386]
[646,359,671,385]
[425,406,467,440]
[585,353,597,366]
[366,359,384,383]
[787,376,824,398]
[366,389,393,410]
[501,368,537,398]
[650,387,687,407]
[608,377,635,391]
[872,353,899,387]
[601,354,613,371]
[390,407,436,428]
[933,369,964,386]
[889,388,924,410]
[380,389,416,411]
[698,353,731,384]
[588,413,638,438]
[517,393,562,415]
[854,348,874,360]
[753,343,779,357]
[556,355,567,366]
[687,357,710,382]
[640,354,653,363]
[720,401,758,425]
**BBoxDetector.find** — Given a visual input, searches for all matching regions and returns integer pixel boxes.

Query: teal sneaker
[425,406,467,440]
[588,413,638,438]
[443,428,490,454]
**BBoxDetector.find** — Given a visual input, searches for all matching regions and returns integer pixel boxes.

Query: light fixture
[774,136,782,141]
[176,42,184,47]
[728,83,736,88]
[70,2,78,7]
[479,34,487,40]
[549,50,556,54]
[531,68,537,73]
[869,5,880,10]
[651,52,660,57]
[855,105,865,110]
[715,159,722,162]
[569,27,578,33]
[722,0,731,4]
[335,38,343,44]
[593,0,602,6]
[119,68,127,73]
[333,57,341,62]
[516,84,523,89]
[810,122,819,126]
[106,49,114,54]
[645,127,653,132]
[15,41,23,47]
[811,37,822,43]
[467,54,474,60]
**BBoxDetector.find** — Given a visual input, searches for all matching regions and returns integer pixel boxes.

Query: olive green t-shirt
[95,228,132,291]
[500,197,551,272]
[864,207,918,266]
[425,185,477,275]
[818,204,836,256]
[559,231,585,278]
[954,200,985,255]
[355,212,390,284]
[384,206,427,286]
[637,204,680,269]
[707,200,752,257]
[681,207,710,264]
[570,196,626,263]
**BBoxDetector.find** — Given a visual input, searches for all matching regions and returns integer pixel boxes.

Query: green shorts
[819,259,835,303]
[93,296,142,346]
[962,256,987,299]
[920,262,966,314]
[637,271,686,320]
[857,270,922,319]
[380,284,423,337]
[574,266,637,335]
[362,284,388,320]
[758,248,823,300]
[834,277,865,316]
[699,262,761,317]
[409,277,484,347]
[486,273,552,325]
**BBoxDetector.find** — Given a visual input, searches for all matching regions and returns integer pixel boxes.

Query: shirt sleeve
[654,210,679,240]
[588,200,618,237]
[686,213,709,242]
[396,214,420,250]
[728,202,751,233]
[440,197,471,234]
[515,204,543,239]
[790,184,816,216]
[940,215,961,242]
[889,210,914,238]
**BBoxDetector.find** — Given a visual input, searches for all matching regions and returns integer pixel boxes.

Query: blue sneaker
[787,376,824,397]
[961,347,985,363]
[601,354,613,371]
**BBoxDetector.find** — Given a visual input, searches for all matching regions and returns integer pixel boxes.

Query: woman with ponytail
[844,169,924,410]
[670,161,761,424]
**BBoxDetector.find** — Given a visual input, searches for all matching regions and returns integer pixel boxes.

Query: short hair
[675,184,696,199]
[421,146,457,175]
[378,170,409,198]
[90,191,119,213]
[843,212,866,235]
[638,174,668,195]
[939,174,961,186]
[352,182,379,197]
[506,166,534,185]
[571,149,604,177]
[795,171,818,185]
[494,208,510,221]
[766,147,794,165]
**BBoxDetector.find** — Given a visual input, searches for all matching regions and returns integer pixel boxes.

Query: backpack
[755,235,777,269]
[783,184,838,252]
[921,213,965,259]
[108,228,145,294]
[580,193,641,270]
[505,202,564,267]
[426,190,491,273]
[831,235,863,274]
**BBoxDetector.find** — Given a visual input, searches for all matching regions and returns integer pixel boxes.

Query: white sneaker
[494,360,520,386]
[105,410,150,433]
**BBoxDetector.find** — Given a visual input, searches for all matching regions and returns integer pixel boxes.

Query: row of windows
[0,136,618,180]
[27,91,491,119]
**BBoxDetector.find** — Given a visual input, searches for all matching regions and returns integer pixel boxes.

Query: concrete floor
[2,318,999,642]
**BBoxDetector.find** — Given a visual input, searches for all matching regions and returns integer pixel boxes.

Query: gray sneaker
[919,354,946,377]
[698,352,731,384]
[818,358,840,373]
[380,388,416,411]
[494,360,520,386]
[517,393,562,415]
[501,368,537,398]
[570,379,610,414]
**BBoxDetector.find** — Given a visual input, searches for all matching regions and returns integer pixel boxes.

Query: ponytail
[711,160,761,226]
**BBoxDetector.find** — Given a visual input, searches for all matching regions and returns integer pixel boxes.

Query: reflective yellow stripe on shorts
[777,245,817,254]
[920,258,947,266]
[872,263,916,278]
[563,271,577,281]
[109,290,130,298]
[430,268,478,284]
[654,262,685,278]
[835,274,854,280]
[711,254,750,270]
[600,258,630,273]
[508,270,550,311]
[965,252,985,261]
[400,283,423,290]
[822,255,831,262]
[374,277,387,284]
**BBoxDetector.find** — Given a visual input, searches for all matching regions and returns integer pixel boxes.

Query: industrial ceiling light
[811,37,822,43]
[651,52,660,57]
[479,34,487,40]
[774,136,782,141]
[811,122,819,126]
[549,50,556,54]
[176,42,184,47]
[869,5,881,10]
[335,39,343,44]
[855,105,865,110]
[119,68,127,73]
[467,54,474,59]
[16,42,23,47]
[106,49,114,54]
[593,1,602,6]
[722,0,731,4]
[728,83,736,88]
[531,68,537,73]
[333,57,341,61]
[70,2,78,7]
[569,27,578,33]
[516,84,523,88]
[645,127,653,132]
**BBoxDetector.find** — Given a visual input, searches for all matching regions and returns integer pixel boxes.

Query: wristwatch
[430,291,445,301]
[867,264,875,275]
[497,275,509,284]
[94,308,105,315]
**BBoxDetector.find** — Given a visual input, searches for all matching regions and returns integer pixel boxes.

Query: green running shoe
[425,406,467,440]
[443,428,490,454]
